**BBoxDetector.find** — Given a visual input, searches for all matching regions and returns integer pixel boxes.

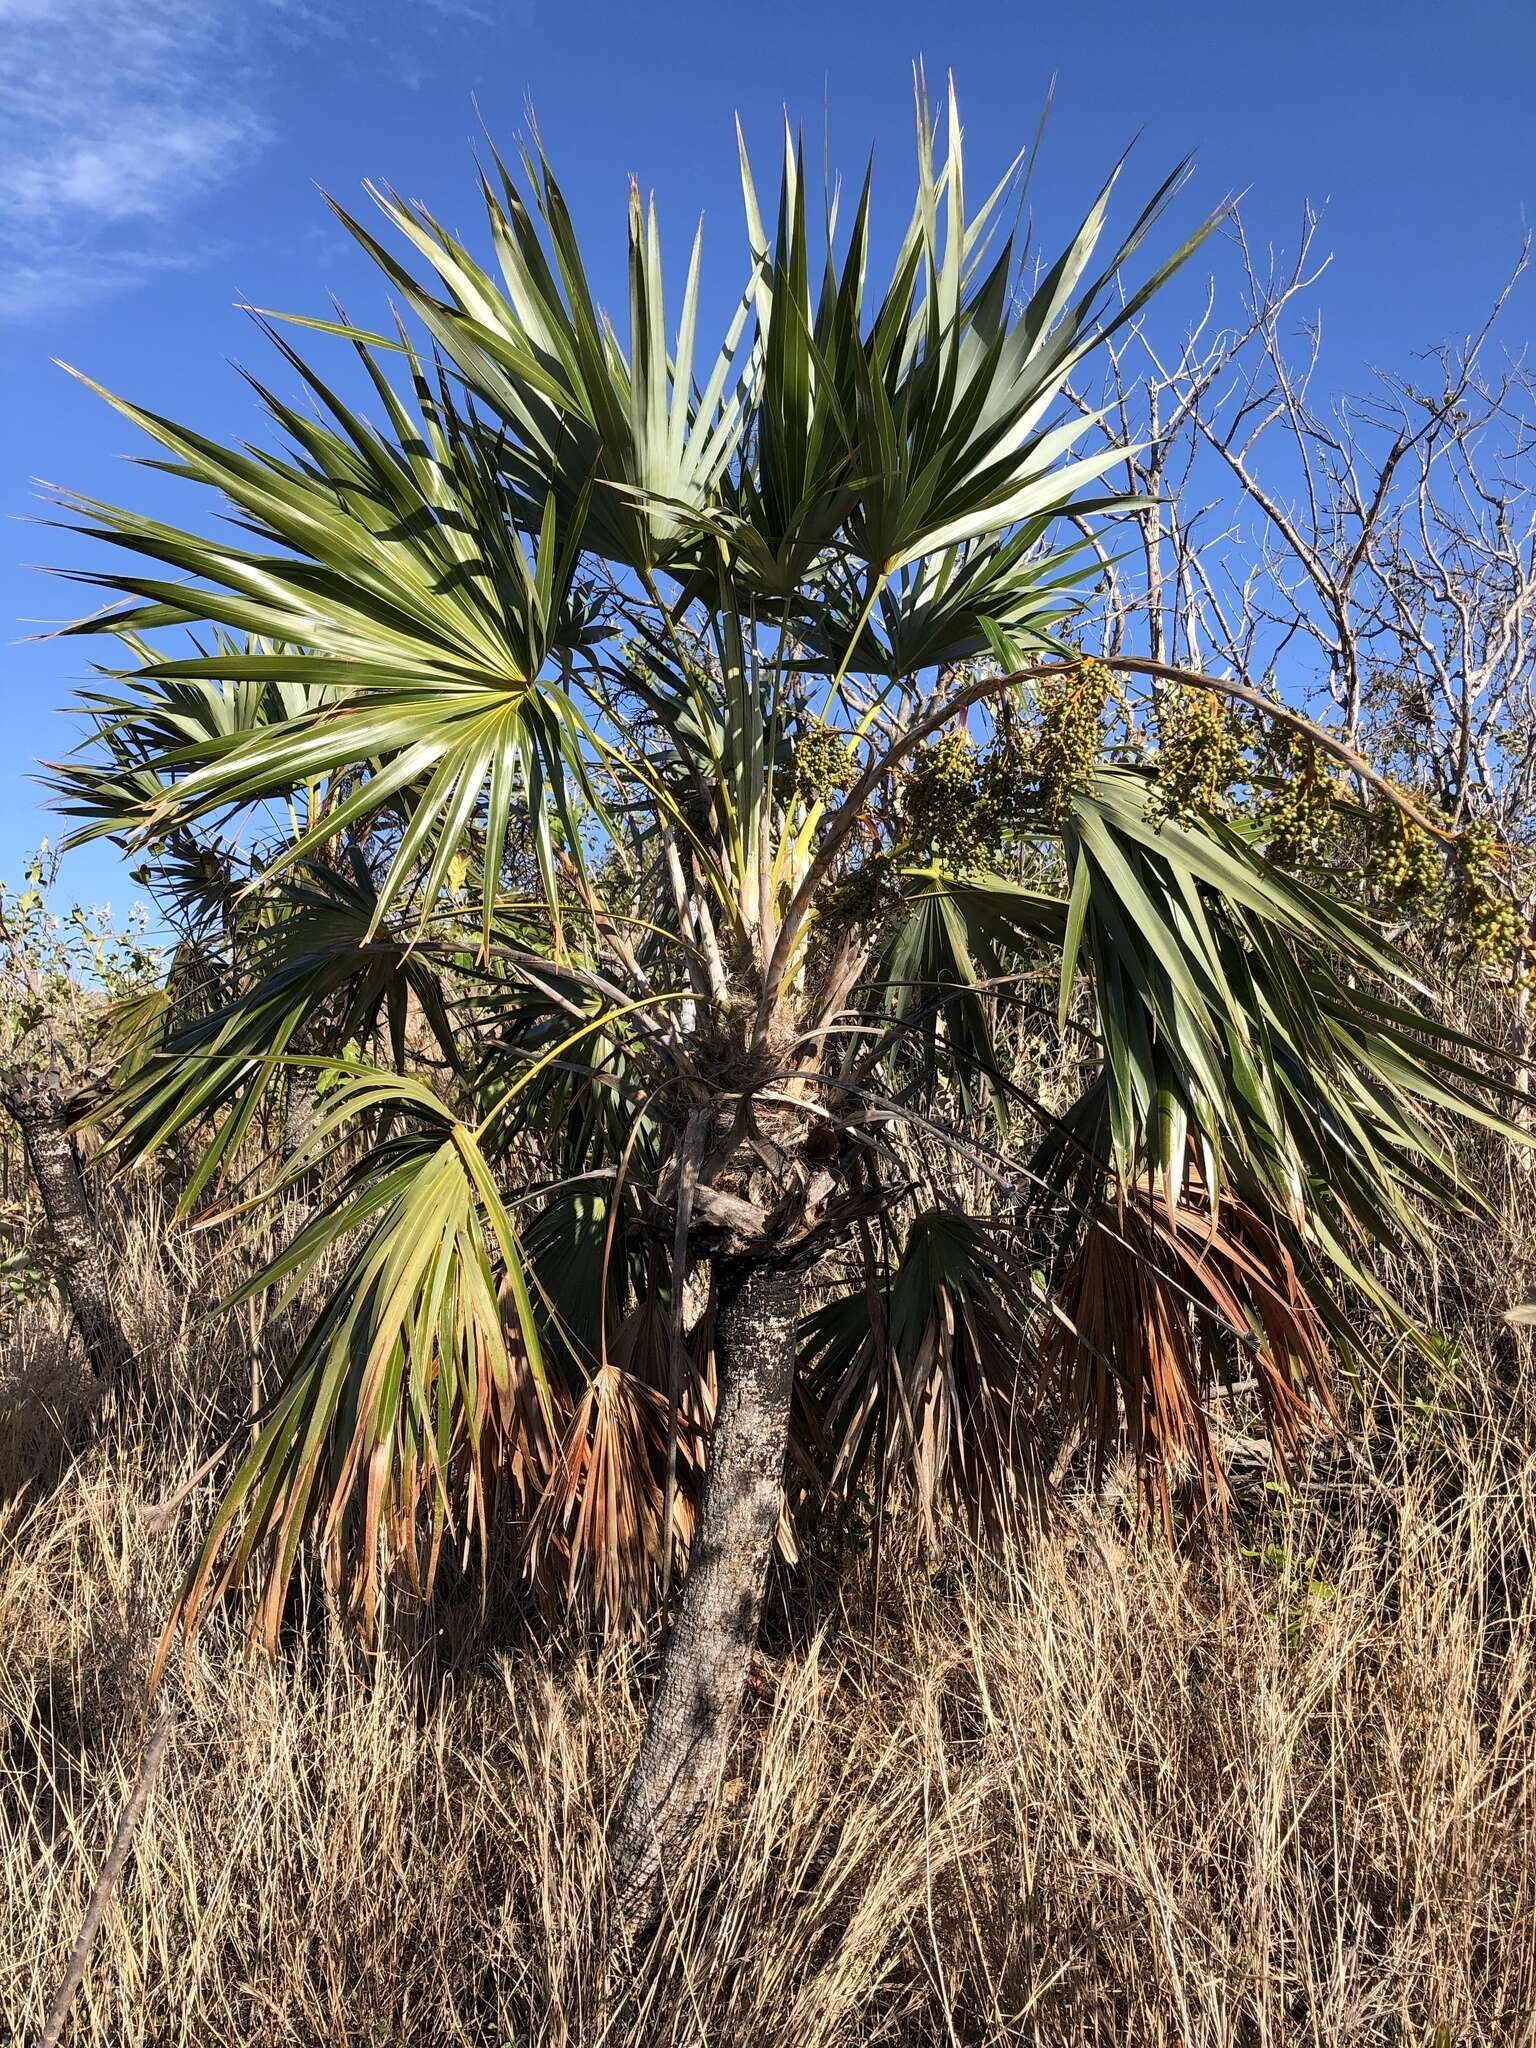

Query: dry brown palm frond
[1045,1176,1337,1531]
[523,1301,710,1621]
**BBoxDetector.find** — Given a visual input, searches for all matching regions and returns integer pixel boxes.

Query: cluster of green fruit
[813,722,1014,948]
[1367,798,1443,909]
[1448,821,1527,971]
[1150,684,1247,825]
[816,851,906,939]
[1032,657,1112,829]
[900,730,1001,867]
[889,658,1119,870]
[788,725,860,808]
[1361,801,1529,980]
[1260,734,1343,867]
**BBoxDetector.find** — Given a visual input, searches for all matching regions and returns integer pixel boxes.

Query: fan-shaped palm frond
[314,140,755,576]
[102,852,460,1212]
[803,1210,1047,1540]
[155,1067,549,1668]
[1054,767,1525,1249]
[53,342,604,940]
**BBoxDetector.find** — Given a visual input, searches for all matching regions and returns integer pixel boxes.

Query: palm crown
[46,82,1521,1913]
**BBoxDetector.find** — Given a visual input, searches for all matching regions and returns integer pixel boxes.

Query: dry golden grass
[3,1189,1536,2045]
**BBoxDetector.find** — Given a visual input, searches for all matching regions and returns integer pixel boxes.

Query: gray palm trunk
[608,1258,805,1930]
[280,1063,323,1214]
[3,1072,132,1393]
[281,1065,321,1160]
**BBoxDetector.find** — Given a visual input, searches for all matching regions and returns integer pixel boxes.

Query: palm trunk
[608,1257,804,1930]
[4,1077,132,1392]
[282,1064,321,1160]
[281,1063,323,1213]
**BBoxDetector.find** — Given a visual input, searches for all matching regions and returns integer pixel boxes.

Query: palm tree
[49,85,1522,1926]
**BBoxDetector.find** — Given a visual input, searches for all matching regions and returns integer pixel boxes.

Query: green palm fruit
[789,724,860,806]
[1150,683,1246,825]
[1033,657,1111,829]
[1450,821,1526,970]
[902,730,1000,868]
[1262,734,1341,867]
[1368,797,1443,908]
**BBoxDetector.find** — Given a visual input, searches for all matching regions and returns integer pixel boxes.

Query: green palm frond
[870,865,1068,1111]
[314,141,754,575]
[848,89,1207,577]
[102,852,459,1212]
[48,631,334,839]
[1060,768,1523,1224]
[799,527,1096,678]
[53,342,604,939]
[157,1068,548,1666]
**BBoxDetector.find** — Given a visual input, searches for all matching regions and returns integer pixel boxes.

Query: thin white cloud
[0,114,262,228]
[0,0,275,316]
[0,246,197,321]
[0,0,518,321]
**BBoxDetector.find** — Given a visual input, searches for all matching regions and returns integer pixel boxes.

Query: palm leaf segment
[730,89,1203,626]
[102,851,461,1215]
[158,1068,546,1671]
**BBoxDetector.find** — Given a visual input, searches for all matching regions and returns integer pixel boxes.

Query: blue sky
[2,0,1532,916]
